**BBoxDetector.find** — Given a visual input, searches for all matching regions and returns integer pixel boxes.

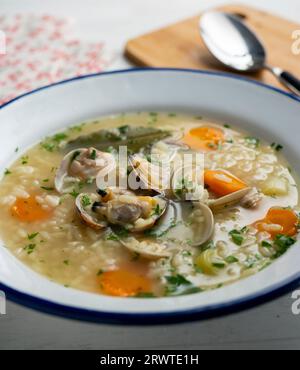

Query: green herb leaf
[81,195,91,207]
[152,204,162,216]
[118,125,129,135]
[165,274,192,287]
[229,229,244,246]
[41,186,54,191]
[24,243,36,254]
[106,233,119,241]
[212,262,226,269]
[4,169,11,175]
[27,232,39,240]
[69,190,80,198]
[262,240,272,248]
[274,234,296,258]
[225,256,239,264]
[21,156,29,165]
[271,143,283,152]
[90,149,97,160]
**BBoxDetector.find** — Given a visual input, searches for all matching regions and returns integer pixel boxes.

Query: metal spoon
[199,11,300,96]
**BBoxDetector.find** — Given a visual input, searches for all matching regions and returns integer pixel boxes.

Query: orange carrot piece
[183,126,224,151]
[254,208,298,238]
[99,269,152,297]
[11,195,52,222]
[204,170,248,197]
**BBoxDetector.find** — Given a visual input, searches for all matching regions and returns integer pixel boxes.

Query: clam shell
[121,237,171,260]
[208,187,252,211]
[75,193,107,230]
[55,148,116,194]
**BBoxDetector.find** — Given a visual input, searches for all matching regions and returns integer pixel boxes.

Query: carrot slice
[254,208,298,238]
[183,126,224,151]
[204,170,248,197]
[100,269,152,297]
[11,195,52,222]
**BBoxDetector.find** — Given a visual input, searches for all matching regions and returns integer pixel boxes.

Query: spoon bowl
[200,11,300,95]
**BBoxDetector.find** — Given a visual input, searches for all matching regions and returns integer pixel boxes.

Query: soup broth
[0,112,298,298]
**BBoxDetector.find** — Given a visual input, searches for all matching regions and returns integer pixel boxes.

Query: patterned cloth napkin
[0,14,115,106]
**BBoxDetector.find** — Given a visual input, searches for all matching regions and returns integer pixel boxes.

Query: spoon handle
[278,71,300,96]
[268,66,300,96]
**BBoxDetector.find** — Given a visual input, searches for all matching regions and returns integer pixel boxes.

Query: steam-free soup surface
[0,112,298,298]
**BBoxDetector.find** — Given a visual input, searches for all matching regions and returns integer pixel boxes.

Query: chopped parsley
[90,149,97,160]
[225,256,239,264]
[106,227,129,241]
[152,204,162,216]
[21,156,29,165]
[261,240,272,248]
[106,233,119,241]
[69,123,85,133]
[63,260,70,266]
[69,189,80,198]
[27,232,39,240]
[114,226,129,238]
[96,269,104,276]
[165,274,204,296]
[118,125,129,135]
[81,195,91,207]
[229,229,245,246]
[165,274,192,295]
[24,243,36,254]
[271,143,283,152]
[41,142,55,152]
[41,132,68,152]
[224,124,231,128]
[274,234,296,258]
[41,186,54,191]
[212,262,226,269]
[4,169,11,175]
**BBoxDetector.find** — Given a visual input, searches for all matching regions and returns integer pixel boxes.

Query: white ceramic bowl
[1,69,300,324]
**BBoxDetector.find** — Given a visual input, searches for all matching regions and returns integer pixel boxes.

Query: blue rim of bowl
[1,67,300,325]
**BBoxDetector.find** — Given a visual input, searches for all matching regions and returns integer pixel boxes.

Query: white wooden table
[1,0,300,350]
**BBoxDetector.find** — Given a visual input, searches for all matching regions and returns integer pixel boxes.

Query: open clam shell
[75,193,107,230]
[76,189,168,233]
[120,237,172,260]
[208,187,252,211]
[55,148,116,194]
[144,200,215,248]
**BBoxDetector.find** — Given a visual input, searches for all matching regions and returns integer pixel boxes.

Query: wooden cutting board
[125,4,300,90]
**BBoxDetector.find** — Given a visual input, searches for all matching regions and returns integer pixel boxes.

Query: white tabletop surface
[1,0,300,350]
